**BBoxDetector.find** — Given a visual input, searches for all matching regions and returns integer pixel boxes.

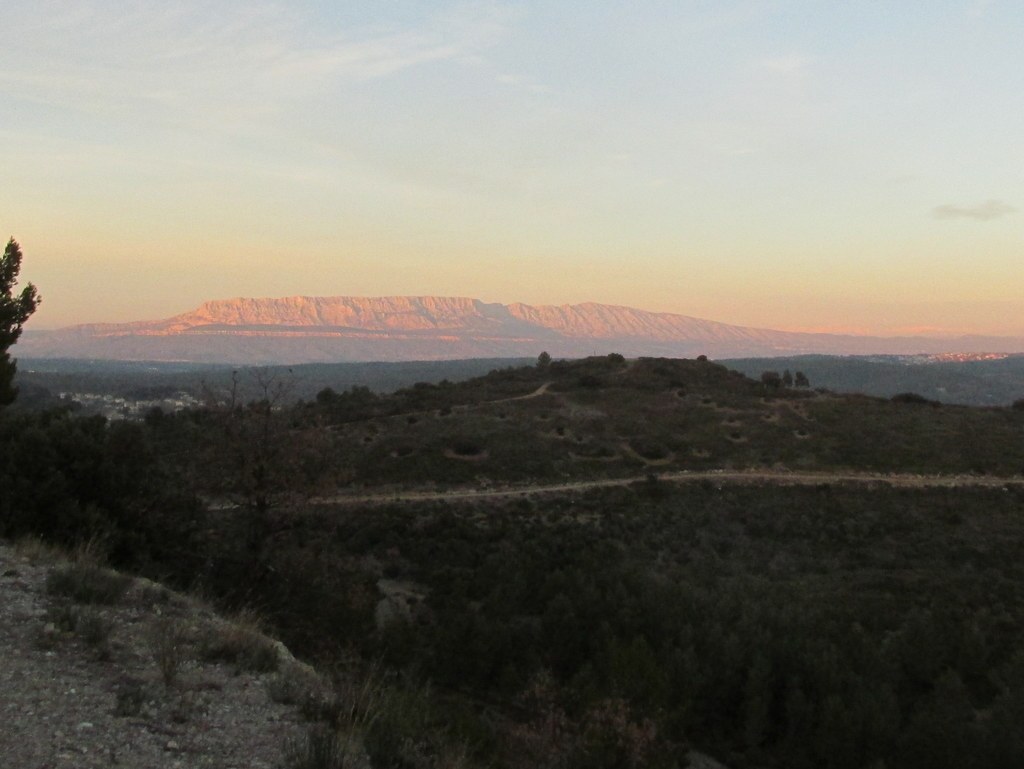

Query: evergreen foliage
[0,238,41,406]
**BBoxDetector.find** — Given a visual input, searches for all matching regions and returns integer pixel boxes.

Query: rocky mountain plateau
[20,296,1024,364]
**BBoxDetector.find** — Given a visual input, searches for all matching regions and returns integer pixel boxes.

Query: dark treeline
[12,357,535,410]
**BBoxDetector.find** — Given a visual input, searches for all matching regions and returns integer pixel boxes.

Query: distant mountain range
[18,295,1024,364]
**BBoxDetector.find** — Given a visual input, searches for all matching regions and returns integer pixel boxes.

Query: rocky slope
[0,541,337,769]
[20,296,1024,364]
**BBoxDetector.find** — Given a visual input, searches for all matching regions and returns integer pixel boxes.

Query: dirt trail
[316,469,1024,507]
[489,381,553,403]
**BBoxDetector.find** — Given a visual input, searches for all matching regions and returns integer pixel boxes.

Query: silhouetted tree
[760,371,783,389]
[538,351,552,368]
[782,370,794,388]
[794,371,810,388]
[0,238,41,406]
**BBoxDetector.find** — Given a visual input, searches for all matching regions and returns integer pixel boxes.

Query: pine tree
[0,238,41,406]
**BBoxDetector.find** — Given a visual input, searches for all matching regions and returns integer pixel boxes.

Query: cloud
[0,1,514,125]
[932,200,1016,221]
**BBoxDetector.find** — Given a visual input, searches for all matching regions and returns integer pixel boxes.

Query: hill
[5,355,1024,769]
[298,356,1024,488]
[20,295,1024,363]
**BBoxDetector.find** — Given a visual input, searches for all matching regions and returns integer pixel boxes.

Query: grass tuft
[202,611,280,673]
[284,725,364,769]
[46,562,131,605]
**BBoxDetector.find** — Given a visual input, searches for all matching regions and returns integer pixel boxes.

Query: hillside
[20,295,1024,363]
[0,541,315,768]
[5,356,1024,769]
[299,356,1024,489]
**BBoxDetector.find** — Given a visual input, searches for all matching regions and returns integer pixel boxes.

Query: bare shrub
[151,618,186,688]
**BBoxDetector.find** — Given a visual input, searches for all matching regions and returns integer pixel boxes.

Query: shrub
[202,613,280,673]
[76,608,113,649]
[46,562,131,605]
[114,677,149,717]
[151,618,186,688]
[450,439,483,457]
[284,725,365,769]
[268,663,328,709]
[892,392,941,406]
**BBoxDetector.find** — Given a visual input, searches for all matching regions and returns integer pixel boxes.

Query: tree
[538,351,552,368]
[760,371,782,389]
[794,371,810,388]
[198,369,332,562]
[1,238,41,406]
[782,370,794,388]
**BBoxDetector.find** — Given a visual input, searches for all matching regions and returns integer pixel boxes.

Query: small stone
[166,740,180,751]
[77,721,93,729]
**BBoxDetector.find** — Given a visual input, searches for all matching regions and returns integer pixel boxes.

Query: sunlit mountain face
[18,296,1024,364]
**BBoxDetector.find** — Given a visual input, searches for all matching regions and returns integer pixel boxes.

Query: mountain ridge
[19,295,1024,363]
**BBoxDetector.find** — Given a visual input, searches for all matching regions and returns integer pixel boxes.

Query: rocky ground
[0,540,322,769]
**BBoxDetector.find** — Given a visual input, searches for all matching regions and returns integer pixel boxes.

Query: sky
[1,0,1022,335]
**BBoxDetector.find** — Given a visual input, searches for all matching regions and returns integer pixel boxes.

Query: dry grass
[202,609,280,673]
[13,536,67,564]
[151,617,187,688]
[267,662,329,709]
[283,725,366,769]
[45,561,131,605]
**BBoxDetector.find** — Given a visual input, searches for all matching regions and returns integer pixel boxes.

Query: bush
[284,725,364,769]
[892,392,941,406]
[114,677,150,717]
[46,562,131,605]
[202,614,280,673]
[267,663,328,709]
[151,618,186,687]
[75,608,113,649]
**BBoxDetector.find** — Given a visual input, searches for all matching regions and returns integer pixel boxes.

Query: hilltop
[302,355,1024,490]
[20,295,1024,363]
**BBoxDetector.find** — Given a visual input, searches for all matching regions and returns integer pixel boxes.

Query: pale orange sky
[3,1,1022,336]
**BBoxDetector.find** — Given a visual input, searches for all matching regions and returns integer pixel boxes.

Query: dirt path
[315,469,1024,507]
[489,381,553,403]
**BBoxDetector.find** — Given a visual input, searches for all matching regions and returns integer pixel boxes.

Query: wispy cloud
[0,1,513,127]
[932,200,1016,221]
